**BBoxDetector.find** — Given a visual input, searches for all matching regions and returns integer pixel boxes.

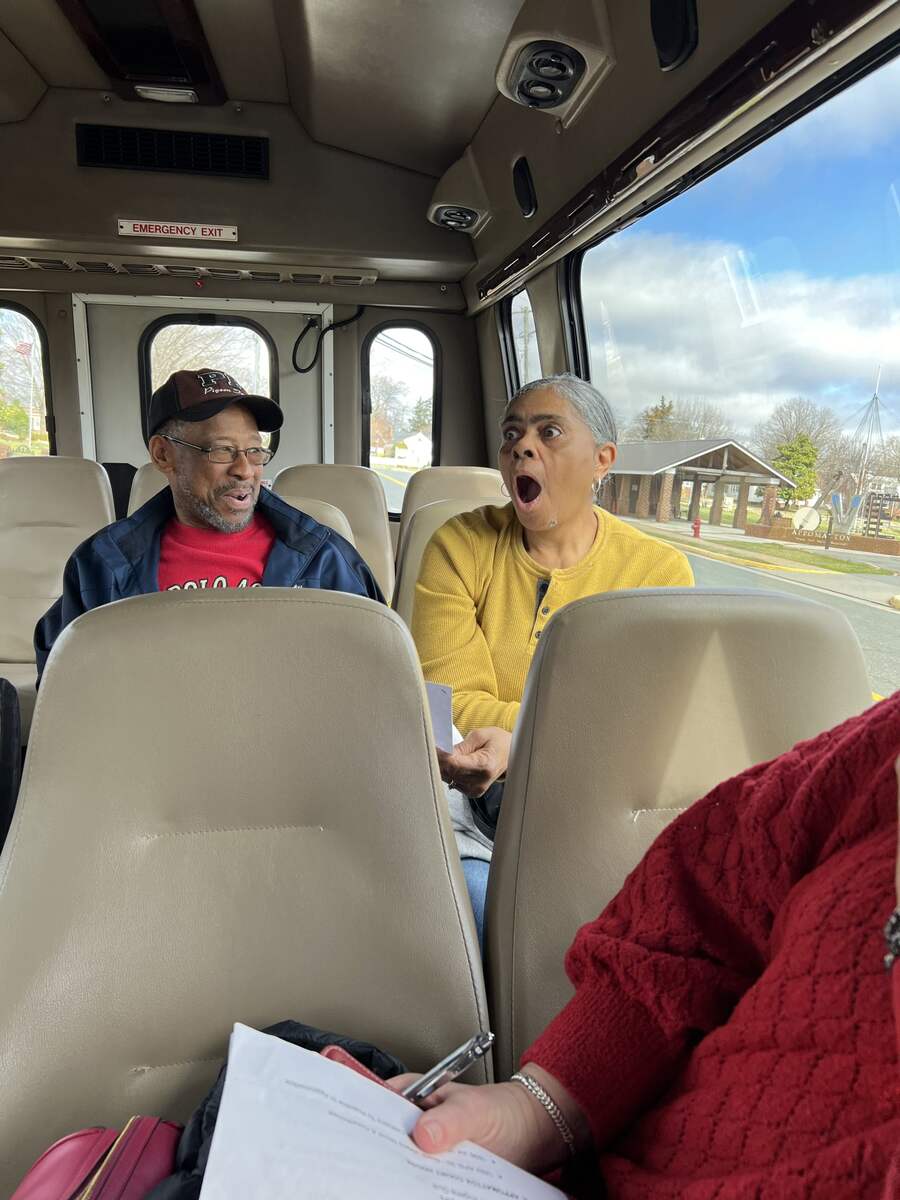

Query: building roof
[610,438,795,487]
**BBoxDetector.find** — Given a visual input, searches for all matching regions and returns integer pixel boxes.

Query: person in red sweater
[392,692,900,1197]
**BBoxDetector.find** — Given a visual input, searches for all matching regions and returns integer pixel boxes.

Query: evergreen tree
[773,433,818,504]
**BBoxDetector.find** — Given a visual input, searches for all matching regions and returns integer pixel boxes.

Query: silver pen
[401,1032,495,1104]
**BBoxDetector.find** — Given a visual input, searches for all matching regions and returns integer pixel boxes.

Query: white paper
[425,682,453,753]
[199,1024,565,1200]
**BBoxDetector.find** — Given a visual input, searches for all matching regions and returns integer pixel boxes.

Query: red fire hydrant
[692,517,702,539]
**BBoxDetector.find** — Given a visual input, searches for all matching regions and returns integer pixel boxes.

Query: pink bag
[12,1116,181,1199]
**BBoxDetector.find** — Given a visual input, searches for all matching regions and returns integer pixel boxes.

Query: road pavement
[372,464,414,513]
[686,552,899,699]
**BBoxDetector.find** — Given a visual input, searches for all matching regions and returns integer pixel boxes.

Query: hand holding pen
[400,1032,495,1105]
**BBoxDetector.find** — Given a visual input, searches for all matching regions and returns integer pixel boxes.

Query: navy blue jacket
[34,485,383,680]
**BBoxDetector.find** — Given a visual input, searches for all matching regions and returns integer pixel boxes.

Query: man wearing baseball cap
[34,368,383,680]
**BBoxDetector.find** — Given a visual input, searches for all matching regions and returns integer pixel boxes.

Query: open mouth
[222,489,253,512]
[514,474,543,507]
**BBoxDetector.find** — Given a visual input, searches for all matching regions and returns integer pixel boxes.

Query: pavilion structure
[604,439,795,525]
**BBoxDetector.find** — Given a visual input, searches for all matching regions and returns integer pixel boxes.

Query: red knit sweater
[527,693,900,1199]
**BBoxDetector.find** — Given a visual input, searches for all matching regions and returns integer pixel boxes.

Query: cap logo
[194,370,245,397]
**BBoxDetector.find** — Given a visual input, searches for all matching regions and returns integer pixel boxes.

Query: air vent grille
[76,124,269,180]
[0,254,379,287]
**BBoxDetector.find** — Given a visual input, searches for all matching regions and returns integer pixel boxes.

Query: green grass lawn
[712,539,897,575]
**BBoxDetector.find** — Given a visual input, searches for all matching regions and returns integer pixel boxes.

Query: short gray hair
[152,416,190,441]
[503,373,617,446]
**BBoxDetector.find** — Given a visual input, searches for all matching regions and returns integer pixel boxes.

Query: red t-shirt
[157,515,276,592]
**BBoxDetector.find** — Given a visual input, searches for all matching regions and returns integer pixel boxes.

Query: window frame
[137,312,280,450]
[502,287,545,392]
[0,301,56,454]
[360,319,442,513]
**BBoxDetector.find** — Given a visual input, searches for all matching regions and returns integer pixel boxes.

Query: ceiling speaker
[650,0,698,71]
[432,206,480,231]
[508,41,586,109]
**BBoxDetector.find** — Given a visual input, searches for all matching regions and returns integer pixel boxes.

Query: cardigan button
[541,606,550,615]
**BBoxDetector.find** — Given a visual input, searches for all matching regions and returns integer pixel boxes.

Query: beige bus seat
[273,464,394,597]
[286,497,356,545]
[393,498,491,625]
[486,588,872,1079]
[398,466,505,547]
[127,462,167,515]
[0,457,115,744]
[0,589,487,1194]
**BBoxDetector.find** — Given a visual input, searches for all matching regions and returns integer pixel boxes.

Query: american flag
[14,341,32,357]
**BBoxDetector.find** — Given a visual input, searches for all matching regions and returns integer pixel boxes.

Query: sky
[582,52,900,442]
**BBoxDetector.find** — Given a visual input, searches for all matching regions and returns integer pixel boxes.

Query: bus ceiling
[0,0,897,313]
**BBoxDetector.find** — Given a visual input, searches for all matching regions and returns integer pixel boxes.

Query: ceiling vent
[76,124,269,180]
[0,254,379,287]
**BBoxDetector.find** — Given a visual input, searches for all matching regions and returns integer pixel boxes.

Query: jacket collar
[108,484,329,589]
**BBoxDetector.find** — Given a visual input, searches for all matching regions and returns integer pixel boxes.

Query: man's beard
[172,474,257,533]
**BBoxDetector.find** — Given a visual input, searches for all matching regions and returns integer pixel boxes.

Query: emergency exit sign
[117,218,238,242]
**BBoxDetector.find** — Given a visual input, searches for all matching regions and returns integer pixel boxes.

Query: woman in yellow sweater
[412,374,693,938]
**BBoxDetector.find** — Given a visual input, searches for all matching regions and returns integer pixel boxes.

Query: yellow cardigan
[412,503,694,734]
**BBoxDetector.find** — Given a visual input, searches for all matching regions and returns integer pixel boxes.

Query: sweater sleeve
[524,700,895,1150]
[412,519,520,734]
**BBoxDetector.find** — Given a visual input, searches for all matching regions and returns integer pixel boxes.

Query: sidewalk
[623,516,900,607]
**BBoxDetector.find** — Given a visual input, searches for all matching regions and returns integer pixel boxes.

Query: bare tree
[625,396,730,441]
[752,397,843,463]
[150,324,270,394]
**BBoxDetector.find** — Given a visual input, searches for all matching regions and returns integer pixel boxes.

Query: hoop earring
[501,481,510,499]
[592,478,603,502]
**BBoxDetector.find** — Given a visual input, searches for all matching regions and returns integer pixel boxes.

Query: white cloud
[582,230,900,439]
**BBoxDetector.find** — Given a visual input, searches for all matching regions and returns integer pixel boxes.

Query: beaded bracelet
[884,908,900,970]
[510,1072,577,1158]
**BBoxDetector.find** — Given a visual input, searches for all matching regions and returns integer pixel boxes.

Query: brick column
[635,474,652,518]
[734,480,751,530]
[671,473,684,520]
[687,478,702,522]
[616,475,631,515]
[761,484,778,526]
[656,471,675,522]
[709,477,727,525]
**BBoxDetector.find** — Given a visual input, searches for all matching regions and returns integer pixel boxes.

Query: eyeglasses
[163,435,274,466]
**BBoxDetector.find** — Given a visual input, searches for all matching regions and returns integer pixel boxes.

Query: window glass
[149,321,271,397]
[580,55,900,700]
[0,307,50,457]
[367,326,436,512]
[510,289,542,385]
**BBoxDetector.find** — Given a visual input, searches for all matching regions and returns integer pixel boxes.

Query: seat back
[398,467,505,546]
[280,497,355,545]
[0,457,115,663]
[127,463,167,515]
[0,590,487,1194]
[273,465,393,596]
[393,499,495,624]
[486,587,872,1078]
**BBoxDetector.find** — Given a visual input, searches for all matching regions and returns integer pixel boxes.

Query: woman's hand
[437,727,512,798]
[386,1064,589,1175]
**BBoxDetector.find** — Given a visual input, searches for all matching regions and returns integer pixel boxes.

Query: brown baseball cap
[147,368,283,437]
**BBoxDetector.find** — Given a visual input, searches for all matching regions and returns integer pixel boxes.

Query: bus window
[364,325,438,514]
[510,289,542,385]
[142,316,276,447]
[579,53,900,701]
[0,307,50,458]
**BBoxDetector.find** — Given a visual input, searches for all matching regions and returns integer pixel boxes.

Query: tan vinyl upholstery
[0,590,488,1193]
[282,497,355,545]
[273,464,394,597]
[393,498,496,625]
[398,466,505,546]
[486,587,873,1079]
[0,457,115,743]
[127,463,167,515]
